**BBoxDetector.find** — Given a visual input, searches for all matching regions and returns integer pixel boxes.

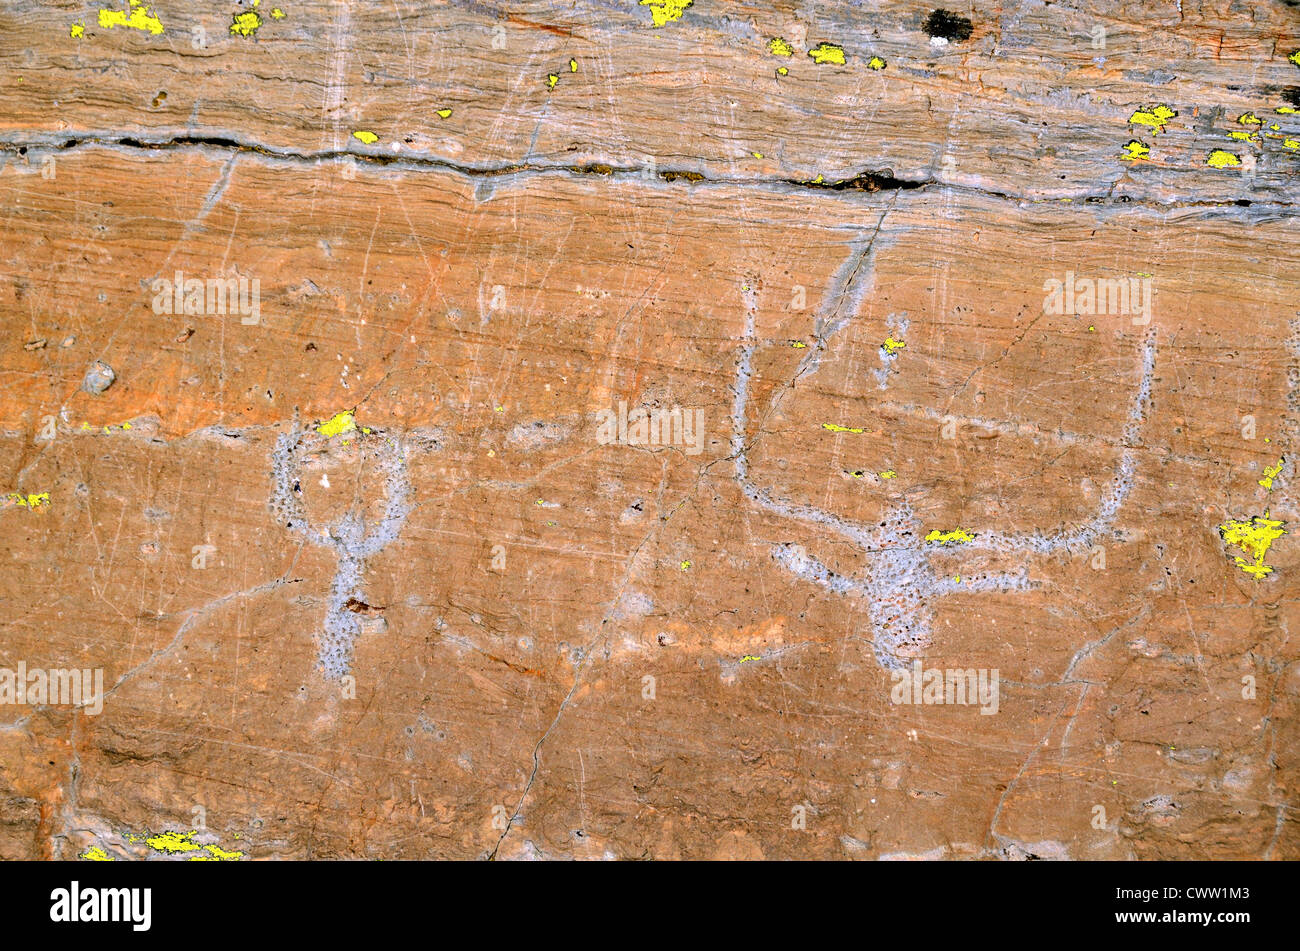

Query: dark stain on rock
[796,169,926,192]
[344,597,384,615]
[924,9,974,42]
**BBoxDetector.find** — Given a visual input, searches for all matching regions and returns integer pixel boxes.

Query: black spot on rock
[924,9,973,42]
[1284,86,1300,108]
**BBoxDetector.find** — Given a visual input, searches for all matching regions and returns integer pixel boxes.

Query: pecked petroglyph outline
[269,429,412,679]
[731,221,1158,670]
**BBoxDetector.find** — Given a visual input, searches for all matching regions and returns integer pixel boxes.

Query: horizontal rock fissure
[0,132,1285,212]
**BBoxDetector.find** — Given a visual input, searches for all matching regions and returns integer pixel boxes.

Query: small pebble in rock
[82,361,115,394]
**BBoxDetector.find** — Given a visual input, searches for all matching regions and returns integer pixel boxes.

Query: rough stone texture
[0,0,1297,860]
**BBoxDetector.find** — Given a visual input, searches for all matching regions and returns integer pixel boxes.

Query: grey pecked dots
[269,428,414,679]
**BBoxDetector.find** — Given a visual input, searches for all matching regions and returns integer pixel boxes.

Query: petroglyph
[269,428,413,679]
[732,228,1158,670]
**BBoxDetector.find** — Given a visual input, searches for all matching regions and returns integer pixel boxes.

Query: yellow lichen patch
[146,830,201,854]
[1121,139,1150,160]
[140,830,243,859]
[822,423,866,434]
[98,0,163,34]
[80,846,112,861]
[1206,149,1242,168]
[925,528,976,545]
[6,492,50,509]
[768,37,794,57]
[436,108,452,119]
[1128,104,1176,133]
[1219,515,1286,579]
[1278,107,1299,114]
[1285,138,1300,150]
[1238,112,1262,126]
[879,469,896,479]
[547,73,559,90]
[776,66,788,76]
[808,43,846,65]
[639,0,693,28]
[569,58,578,72]
[230,11,262,35]
[680,560,691,571]
[70,22,85,38]
[202,843,244,861]
[316,410,370,438]
[739,654,762,663]
[1260,458,1285,490]
[271,7,285,18]
[882,337,906,355]
[1228,130,1261,144]
[1290,50,1300,67]
[867,56,887,70]
[352,130,378,144]
[790,340,807,348]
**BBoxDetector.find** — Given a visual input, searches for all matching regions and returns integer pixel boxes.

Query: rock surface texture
[0,0,1297,860]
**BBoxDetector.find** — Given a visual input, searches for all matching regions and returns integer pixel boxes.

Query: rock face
[0,0,1297,861]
